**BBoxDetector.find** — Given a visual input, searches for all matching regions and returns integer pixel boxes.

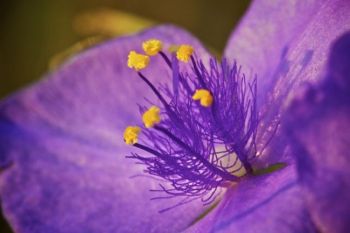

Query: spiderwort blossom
[0,1,350,233]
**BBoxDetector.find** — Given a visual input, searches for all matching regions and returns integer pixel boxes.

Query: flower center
[122,39,259,204]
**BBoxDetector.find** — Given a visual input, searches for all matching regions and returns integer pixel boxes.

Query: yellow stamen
[192,89,213,107]
[127,51,150,71]
[142,106,161,128]
[176,45,194,62]
[124,126,141,145]
[142,39,163,56]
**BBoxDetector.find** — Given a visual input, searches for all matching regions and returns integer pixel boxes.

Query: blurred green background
[0,0,250,232]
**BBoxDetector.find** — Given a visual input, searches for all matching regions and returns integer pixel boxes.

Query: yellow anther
[142,39,163,56]
[176,45,194,62]
[127,51,150,71]
[192,89,213,107]
[142,106,161,128]
[124,126,141,145]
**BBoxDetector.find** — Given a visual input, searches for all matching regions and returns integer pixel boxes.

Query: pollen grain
[176,45,194,62]
[142,106,161,128]
[142,39,163,56]
[192,89,213,107]
[127,51,150,71]
[124,126,141,145]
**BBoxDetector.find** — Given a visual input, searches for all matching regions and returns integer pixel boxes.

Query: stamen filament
[133,143,165,158]
[191,56,207,88]
[133,143,221,184]
[137,72,169,107]
[137,72,188,129]
[159,51,172,68]
[154,125,239,182]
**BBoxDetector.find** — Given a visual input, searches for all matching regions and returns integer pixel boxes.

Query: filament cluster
[123,39,259,205]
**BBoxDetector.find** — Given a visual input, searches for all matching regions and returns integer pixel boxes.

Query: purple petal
[225,0,350,97]
[0,25,212,233]
[184,164,317,233]
[224,0,350,165]
[286,32,350,233]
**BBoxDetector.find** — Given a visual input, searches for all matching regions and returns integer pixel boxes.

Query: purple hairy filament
[124,41,259,204]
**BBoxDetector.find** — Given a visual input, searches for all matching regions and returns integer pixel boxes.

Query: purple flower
[0,0,350,232]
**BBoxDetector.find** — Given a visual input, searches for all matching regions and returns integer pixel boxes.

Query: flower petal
[286,32,350,233]
[225,0,350,98]
[224,0,350,165]
[184,164,317,233]
[0,25,211,233]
